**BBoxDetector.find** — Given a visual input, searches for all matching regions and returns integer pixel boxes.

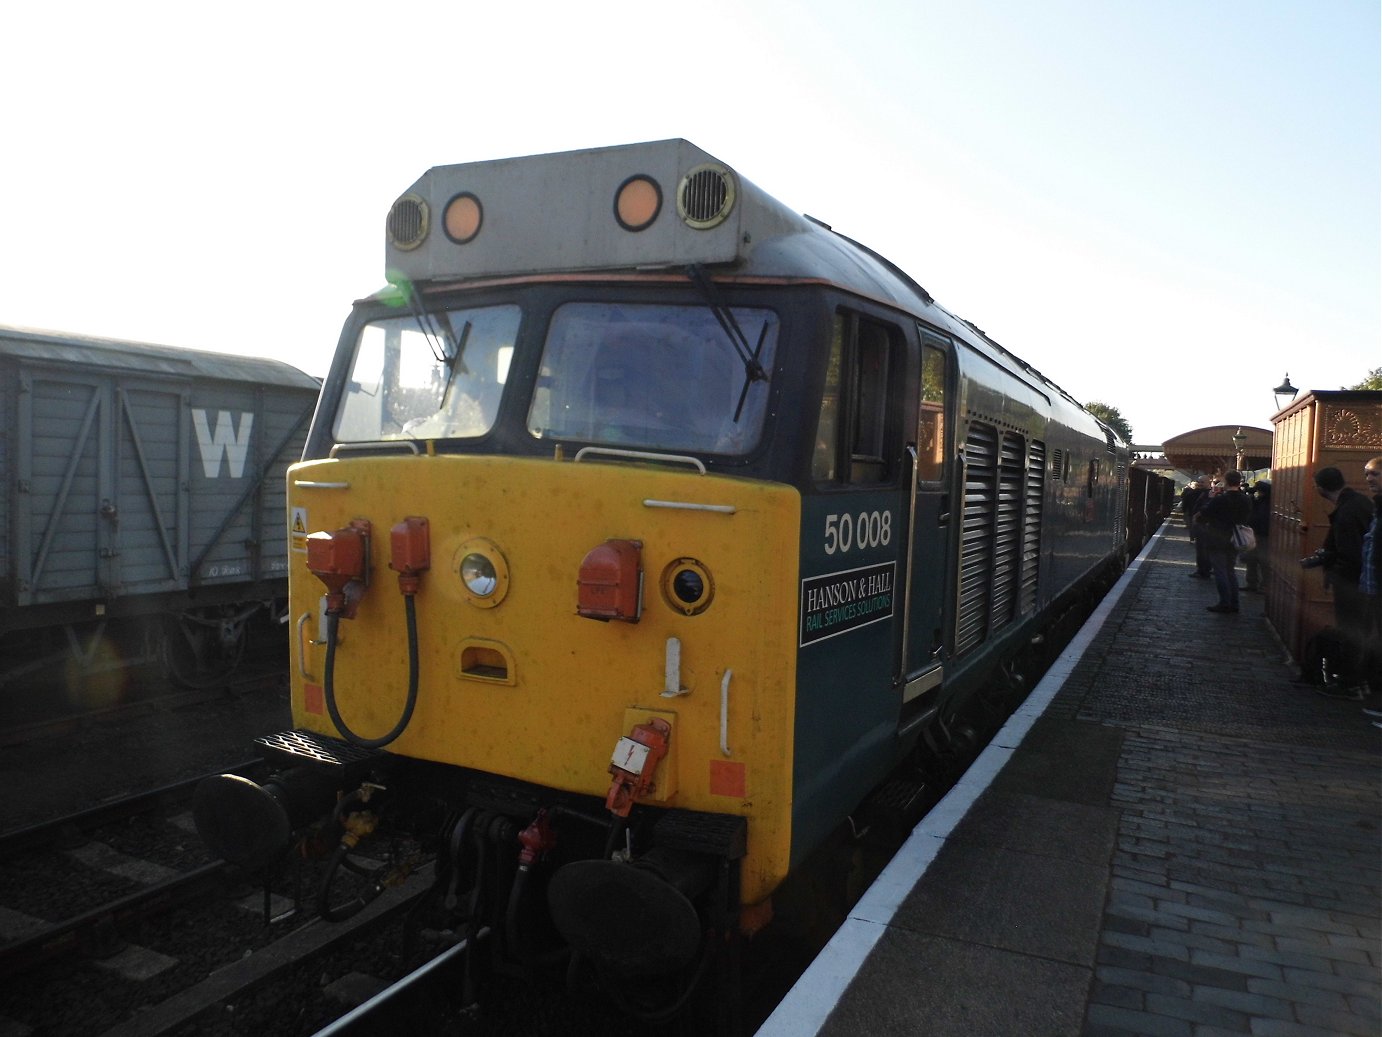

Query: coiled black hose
[323,596,420,749]
[316,839,386,922]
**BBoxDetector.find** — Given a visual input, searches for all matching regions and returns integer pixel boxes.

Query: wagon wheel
[160,605,252,688]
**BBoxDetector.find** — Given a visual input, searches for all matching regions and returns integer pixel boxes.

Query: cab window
[812,312,898,484]
[334,304,520,442]
[528,302,778,455]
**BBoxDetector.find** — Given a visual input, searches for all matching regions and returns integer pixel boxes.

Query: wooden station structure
[1262,390,1382,665]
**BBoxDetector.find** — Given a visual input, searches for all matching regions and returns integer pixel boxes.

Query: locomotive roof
[0,324,320,390]
[384,139,1091,420]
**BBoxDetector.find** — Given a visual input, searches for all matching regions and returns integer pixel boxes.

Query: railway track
[0,659,288,749]
[0,662,292,837]
[102,865,437,1037]
[0,672,790,1035]
[0,763,263,978]
[0,744,873,1037]
[0,660,458,1036]
[0,745,958,1035]
[0,755,438,1036]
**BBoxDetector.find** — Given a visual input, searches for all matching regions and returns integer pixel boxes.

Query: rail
[311,932,482,1036]
[0,861,229,977]
[0,758,264,854]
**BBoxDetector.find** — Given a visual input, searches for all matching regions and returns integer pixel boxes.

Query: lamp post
[1232,427,1246,471]
[1273,374,1298,413]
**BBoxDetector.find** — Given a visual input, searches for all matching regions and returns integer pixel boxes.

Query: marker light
[443,192,483,244]
[614,175,662,232]
[673,570,704,603]
[661,558,713,616]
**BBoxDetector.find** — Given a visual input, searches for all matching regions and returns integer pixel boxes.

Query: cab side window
[812,313,898,484]
[917,339,947,482]
[811,318,844,481]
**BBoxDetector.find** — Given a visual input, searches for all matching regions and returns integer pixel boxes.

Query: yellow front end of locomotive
[287,452,800,903]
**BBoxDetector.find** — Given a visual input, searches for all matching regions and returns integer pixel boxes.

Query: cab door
[895,329,953,730]
[794,309,912,851]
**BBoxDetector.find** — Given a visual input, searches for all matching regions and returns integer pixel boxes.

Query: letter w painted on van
[192,409,254,478]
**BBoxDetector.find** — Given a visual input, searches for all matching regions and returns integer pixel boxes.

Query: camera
[1299,548,1329,570]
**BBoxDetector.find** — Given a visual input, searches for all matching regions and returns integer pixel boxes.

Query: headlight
[461,554,497,596]
[453,538,509,607]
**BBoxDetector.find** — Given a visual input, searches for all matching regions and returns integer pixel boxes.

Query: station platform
[758,522,1380,1037]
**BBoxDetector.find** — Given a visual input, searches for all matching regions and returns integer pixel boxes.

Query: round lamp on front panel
[614,174,662,232]
[444,192,483,244]
[461,553,497,596]
[454,537,510,607]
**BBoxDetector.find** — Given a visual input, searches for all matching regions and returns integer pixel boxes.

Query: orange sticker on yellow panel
[709,759,746,798]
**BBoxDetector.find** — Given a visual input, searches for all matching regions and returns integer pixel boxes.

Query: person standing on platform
[1303,466,1374,698]
[1183,479,1213,578]
[1195,470,1252,613]
[1243,481,1271,593]
[1181,479,1207,527]
[1359,457,1381,695]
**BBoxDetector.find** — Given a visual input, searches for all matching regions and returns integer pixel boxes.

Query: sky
[2,0,1377,447]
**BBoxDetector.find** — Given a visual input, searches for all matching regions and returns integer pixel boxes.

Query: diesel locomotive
[196,140,1137,1020]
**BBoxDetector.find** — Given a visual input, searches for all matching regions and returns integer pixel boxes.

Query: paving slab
[819,929,1090,1037]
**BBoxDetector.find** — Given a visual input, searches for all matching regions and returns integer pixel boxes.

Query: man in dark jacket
[1243,481,1271,593]
[1195,470,1252,613]
[1182,479,1212,577]
[1181,479,1207,526]
[1360,458,1381,695]
[1306,466,1375,697]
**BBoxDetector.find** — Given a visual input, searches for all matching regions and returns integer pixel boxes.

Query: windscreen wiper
[404,285,469,373]
[687,264,769,421]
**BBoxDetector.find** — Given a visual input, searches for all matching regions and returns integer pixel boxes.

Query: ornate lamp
[1272,374,1298,412]
[1231,427,1246,470]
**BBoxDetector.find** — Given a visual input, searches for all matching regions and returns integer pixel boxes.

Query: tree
[1348,367,1382,390]
[1085,401,1133,443]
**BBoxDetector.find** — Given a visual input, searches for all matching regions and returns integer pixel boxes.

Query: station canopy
[1159,425,1272,477]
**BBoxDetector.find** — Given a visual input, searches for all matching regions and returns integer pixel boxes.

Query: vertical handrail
[720,670,733,756]
[897,444,920,682]
[296,613,313,679]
